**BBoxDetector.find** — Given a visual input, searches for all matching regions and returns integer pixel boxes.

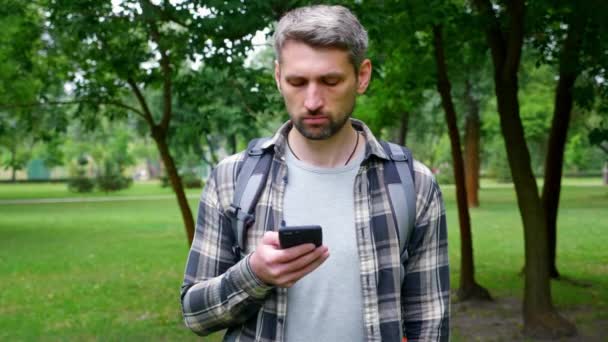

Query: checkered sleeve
[180,165,273,336]
[402,161,450,341]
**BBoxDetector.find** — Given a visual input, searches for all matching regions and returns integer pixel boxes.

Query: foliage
[61,119,137,191]
[172,61,282,167]
[96,160,133,192]
[67,157,95,193]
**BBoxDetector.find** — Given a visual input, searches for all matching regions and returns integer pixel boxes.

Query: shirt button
[278,318,284,324]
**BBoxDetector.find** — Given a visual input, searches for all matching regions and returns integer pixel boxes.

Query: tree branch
[471,0,507,72]
[0,99,147,119]
[126,77,156,128]
[503,0,525,79]
[229,80,256,116]
[204,134,220,164]
[140,0,172,132]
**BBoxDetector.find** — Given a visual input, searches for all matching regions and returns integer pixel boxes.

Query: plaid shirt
[181,120,450,341]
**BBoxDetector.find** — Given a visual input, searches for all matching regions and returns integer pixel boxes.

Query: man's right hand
[249,231,330,288]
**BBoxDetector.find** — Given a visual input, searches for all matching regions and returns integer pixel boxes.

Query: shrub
[434,162,455,185]
[67,157,94,193]
[67,174,95,193]
[181,172,202,189]
[160,175,170,188]
[96,161,132,192]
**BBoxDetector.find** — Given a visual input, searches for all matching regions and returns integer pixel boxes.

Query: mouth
[302,116,329,125]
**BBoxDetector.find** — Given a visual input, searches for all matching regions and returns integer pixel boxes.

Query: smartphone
[279,225,323,249]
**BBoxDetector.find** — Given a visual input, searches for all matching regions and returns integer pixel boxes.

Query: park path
[0,194,200,205]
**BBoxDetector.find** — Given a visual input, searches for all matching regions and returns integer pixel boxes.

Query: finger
[274,243,317,263]
[279,246,328,272]
[261,231,280,247]
[278,249,330,286]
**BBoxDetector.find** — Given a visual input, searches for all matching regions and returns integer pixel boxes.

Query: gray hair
[273,5,368,69]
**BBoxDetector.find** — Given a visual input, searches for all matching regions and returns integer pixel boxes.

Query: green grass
[0,181,606,340]
[443,184,608,311]
[0,181,201,200]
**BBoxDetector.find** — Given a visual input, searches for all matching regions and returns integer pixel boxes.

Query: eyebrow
[284,72,346,80]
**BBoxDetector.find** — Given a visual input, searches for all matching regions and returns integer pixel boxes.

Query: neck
[287,120,362,168]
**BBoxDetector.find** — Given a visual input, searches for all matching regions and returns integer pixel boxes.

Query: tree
[530,1,608,279]
[172,62,282,168]
[0,1,65,181]
[471,0,576,337]
[463,79,481,207]
[352,0,492,301]
[432,23,491,301]
[41,0,277,245]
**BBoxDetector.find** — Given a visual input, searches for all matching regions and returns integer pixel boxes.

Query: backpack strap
[226,137,273,260]
[380,141,416,284]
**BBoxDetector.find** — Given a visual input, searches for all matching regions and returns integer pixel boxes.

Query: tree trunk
[464,80,481,208]
[152,127,195,245]
[10,143,17,182]
[203,134,220,164]
[472,0,576,337]
[229,135,237,155]
[398,111,409,146]
[496,75,576,338]
[541,14,584,280]
[127,75,195,245]
[433,25,491,301]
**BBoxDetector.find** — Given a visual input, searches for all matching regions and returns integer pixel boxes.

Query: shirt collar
[261,118,391,162]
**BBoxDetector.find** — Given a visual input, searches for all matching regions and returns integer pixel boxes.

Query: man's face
[275,40,371,140]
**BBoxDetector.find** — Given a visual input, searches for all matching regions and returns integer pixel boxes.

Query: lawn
[0,180,606,341]
[0,181,200,200]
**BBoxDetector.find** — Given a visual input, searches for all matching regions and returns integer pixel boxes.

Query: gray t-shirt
[283,146,365,342]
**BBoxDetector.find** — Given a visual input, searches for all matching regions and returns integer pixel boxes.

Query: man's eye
[323,78,340,86]
[287,79,306,87]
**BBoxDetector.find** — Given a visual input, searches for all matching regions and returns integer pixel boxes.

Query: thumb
[262,231,280,247]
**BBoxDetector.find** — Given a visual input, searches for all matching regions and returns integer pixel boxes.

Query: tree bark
[10,143,17,182]
[152,127,195,245]
[541,14,584,280]
[126,6,196,245]
[127,77,195,245]
[398,111,409,146]
[204,134,220,164]
[472,0,576,337]
[464,80,481,208]
[433,25,491,301]
[229,135,237,155]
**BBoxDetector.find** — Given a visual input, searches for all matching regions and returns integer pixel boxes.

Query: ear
[274,60,282,93]
[356,59,372,94]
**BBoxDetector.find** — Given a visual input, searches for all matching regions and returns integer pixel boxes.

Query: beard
[291,103,356,141]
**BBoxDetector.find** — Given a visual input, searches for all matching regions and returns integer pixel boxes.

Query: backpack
[225,137,416,283]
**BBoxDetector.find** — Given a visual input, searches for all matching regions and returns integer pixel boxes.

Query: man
[181,5,449,341]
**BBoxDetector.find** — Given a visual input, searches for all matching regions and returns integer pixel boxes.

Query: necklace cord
[287,131,360,166]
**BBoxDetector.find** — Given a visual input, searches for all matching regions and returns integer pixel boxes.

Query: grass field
[0,181,200,200]
[0,180,606,341]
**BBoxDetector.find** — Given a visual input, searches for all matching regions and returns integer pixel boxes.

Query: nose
[304,84,323,112]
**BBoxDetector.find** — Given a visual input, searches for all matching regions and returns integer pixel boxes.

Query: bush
[160,173,202,189]
[67,174,95,193]
[96,161,132,192]
[67,158,94,193]
[160,175,170,188]
[181,172,202,189]
[96,173,132,192]
[434,162,454,185]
